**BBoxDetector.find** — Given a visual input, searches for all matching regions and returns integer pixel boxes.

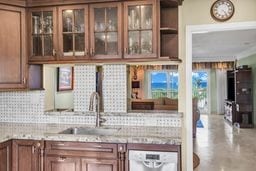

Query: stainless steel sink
[59,127,120,136]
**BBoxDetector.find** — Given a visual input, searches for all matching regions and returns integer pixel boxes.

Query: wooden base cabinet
[0,141,12,171]
[12,140,44,171]
[0,140,181,171]
[0,140,43,171]
[45,141,119,171]
[82,159,118,171]
[46,156,80,171]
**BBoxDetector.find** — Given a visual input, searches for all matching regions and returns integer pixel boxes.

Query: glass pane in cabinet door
[128,6,140,30]
[74,9,84,33]
[107,32,117,55]
[33,36,42,56]
[141,5,152,29]
[44,35,53,56]
[63,34,73,56]
[94,8,106,32]
[32,12,42,34]
[63,10,73,32]
[141,30,152,54]
[128,31,140,54]
[75,33,85,56]
[106,7,117,32]
[95,33,106,55]
[43,11,53,34]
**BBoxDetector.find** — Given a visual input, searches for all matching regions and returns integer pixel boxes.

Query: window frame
[147,70,178,99]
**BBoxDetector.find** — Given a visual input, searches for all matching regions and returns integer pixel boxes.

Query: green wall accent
[238,54,256,124]
[210,70,217,114]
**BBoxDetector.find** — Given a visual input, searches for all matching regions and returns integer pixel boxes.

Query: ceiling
[192,29,256,62]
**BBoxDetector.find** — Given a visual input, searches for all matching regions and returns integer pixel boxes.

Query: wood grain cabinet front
[81,159,118,171]
[46,156,81,171]
[123,0,158,59]
[0,140,181,171]
[58,5,89,61]
[44,141,120,171]
[12,140,44,171]
[0,141,12,171]
[28,7,58,62]
[89,3,122,59]
[0,5,27,89]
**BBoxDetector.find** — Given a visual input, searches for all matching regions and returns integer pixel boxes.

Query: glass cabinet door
[90,3,121,59]
[30,8,56,61]
[59,5,88,59]
[124,1,157,58]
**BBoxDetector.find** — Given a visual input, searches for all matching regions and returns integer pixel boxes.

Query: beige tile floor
[194,115,256,171]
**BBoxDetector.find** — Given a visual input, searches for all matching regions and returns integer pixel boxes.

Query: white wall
[44,65,74,111]
[179,0,256,170]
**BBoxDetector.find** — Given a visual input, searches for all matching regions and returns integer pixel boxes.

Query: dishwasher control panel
[129,150,178,171]
[129,150,178,163]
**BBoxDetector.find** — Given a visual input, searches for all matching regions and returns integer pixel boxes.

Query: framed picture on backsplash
[57,66,74,91]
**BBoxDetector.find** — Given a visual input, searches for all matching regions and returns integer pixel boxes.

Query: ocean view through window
[150,71,179,99]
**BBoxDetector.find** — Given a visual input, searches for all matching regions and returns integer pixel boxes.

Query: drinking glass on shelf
[32,16,41,34]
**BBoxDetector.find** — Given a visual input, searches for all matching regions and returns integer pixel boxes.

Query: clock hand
[221,9,228,16]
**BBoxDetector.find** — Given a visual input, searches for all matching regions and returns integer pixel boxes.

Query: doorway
[185,21,256,171]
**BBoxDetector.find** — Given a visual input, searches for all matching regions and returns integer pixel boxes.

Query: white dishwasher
[129,150,178,171]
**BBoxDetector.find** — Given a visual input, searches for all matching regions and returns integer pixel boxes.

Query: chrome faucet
[89,92,105,127]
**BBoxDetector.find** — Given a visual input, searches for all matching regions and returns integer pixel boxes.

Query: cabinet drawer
[45,141,118,159]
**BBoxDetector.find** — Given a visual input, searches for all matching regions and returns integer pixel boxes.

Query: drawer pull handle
[54,143,65,146]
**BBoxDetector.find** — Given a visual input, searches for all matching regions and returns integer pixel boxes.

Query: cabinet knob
[36,142,41,148]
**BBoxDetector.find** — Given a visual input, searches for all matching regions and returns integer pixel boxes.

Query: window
[192,71,209,114]
[150,71,178,99]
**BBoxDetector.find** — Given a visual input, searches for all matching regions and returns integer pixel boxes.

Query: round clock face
[211,0,234,21]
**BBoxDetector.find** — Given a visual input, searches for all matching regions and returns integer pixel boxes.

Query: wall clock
[211,0,235,22]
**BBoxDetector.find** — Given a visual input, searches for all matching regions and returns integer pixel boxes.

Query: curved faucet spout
[89,92,104,127]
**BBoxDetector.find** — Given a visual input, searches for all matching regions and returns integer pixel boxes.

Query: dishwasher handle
[143,161,164,168]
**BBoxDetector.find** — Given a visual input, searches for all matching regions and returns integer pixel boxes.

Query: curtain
[192,62,234,70]
[216,69,227,114]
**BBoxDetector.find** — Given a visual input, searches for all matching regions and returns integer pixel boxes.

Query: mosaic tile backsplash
[103,64,127,113]
[0,65,182,128]
[0,91,45,123]
[74,65,96,112]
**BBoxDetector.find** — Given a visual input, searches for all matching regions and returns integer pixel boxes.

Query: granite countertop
[0,122,182,145]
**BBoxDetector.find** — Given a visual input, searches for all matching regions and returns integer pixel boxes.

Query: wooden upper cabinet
[58,5,89,60]
[123,0,157,59]
[28,7,57,62]
[89,3,122,59]
[0,5,26,89]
